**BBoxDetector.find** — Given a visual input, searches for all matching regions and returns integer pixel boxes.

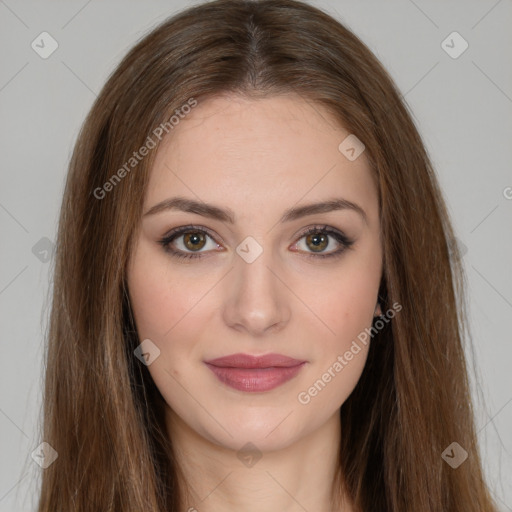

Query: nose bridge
[237,246,275,293]
[234,233,277,284]
[222,237,289,335]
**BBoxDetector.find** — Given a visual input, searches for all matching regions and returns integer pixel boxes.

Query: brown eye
[183,231,207,251]
[292,225,355,260]
[159,226,221,261]
[160,224,354,262]
[305,232,329,253]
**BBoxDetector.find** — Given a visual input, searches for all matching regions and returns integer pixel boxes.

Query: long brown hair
[36,0,497,510]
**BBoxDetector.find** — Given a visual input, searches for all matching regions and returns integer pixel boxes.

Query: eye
[290,225,354,259]
[158,224,354,261]
[158,225,221,260]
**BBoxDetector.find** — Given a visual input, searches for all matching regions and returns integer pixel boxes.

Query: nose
[222,247,291,337]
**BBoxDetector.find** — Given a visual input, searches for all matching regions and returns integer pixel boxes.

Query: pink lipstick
[204,353,306,392]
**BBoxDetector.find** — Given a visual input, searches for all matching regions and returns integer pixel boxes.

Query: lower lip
[205,363,306,392]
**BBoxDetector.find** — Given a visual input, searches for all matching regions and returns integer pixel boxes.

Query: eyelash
[158,224,354,261]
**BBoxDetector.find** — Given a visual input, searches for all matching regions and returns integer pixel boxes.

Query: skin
[127,93,383,512]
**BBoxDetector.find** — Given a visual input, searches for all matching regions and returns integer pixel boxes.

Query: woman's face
[127,93,382,452]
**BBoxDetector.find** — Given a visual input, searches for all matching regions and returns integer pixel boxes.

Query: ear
[374,302,383,317]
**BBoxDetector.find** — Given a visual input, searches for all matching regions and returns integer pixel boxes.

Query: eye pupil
[307,233,328,252]
[184,232,206,251]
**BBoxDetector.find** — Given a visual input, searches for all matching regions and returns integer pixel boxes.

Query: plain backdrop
[0,1,511,510]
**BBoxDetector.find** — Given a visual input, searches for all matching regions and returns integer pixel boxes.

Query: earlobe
[374,302,383,317]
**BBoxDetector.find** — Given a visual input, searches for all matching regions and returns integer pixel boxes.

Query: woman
[37,0,498,510]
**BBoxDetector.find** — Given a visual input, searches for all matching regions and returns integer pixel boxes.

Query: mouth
[204,353,307,392]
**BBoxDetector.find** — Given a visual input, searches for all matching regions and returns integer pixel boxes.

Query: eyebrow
[143,196,367,224]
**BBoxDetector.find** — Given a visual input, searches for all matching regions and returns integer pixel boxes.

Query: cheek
[294,250,381,405]
[127,243,208,341]
[309,283,373,391]
[324,276,376,346]
[126,243,222,396]
[127,251,202,392]
[294,272,376,410]
[299,259,381,351]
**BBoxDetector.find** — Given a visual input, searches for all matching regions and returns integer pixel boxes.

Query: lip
[204,353,307,392]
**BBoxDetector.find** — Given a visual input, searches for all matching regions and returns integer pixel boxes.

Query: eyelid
[158,223,354,260]
[160,224,223,246]
[289,225,354,258]
[159,224,223,256]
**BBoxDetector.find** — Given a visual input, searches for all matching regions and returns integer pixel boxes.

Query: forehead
[145,93,378,224]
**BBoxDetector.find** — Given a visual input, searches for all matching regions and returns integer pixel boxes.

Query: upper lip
[204,353,306,369]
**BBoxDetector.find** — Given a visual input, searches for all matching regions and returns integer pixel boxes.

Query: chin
[210,426,302,455]
[206,408,308,452]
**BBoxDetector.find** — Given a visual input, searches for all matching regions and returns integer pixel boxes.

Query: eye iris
[306,233,328,252]
[184,232,206,251]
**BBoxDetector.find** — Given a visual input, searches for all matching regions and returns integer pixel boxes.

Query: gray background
[0,0,511,510]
